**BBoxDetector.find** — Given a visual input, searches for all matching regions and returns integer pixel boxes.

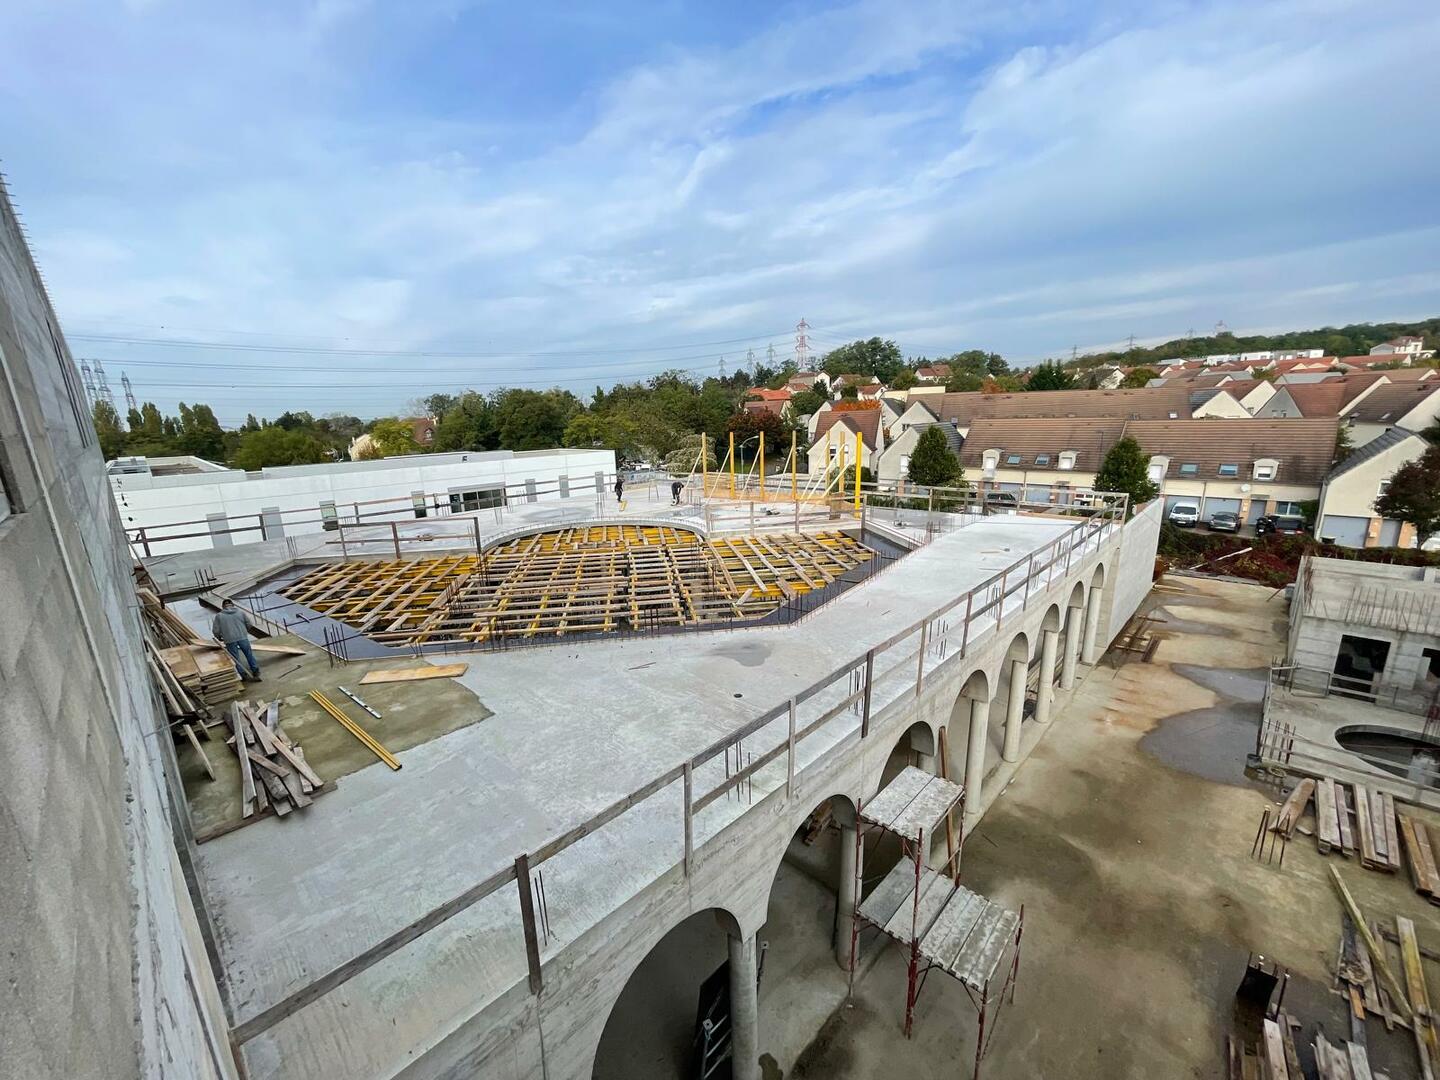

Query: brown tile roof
[1125,418,1339,485]
[812,407,882,449]
[1344,381,1440,423]
[1370,366,1435,381]
[928,386,1194,426]
[959,418,1128,472]
[1270,382,1347,417]
[958,416,1341,485]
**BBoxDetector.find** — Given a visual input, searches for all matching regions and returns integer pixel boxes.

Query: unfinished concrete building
[1,175,1166,1080]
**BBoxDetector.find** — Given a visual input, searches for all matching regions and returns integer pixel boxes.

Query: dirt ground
[786,574,1440,1080]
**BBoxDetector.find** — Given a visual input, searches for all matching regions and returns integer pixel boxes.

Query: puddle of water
[1172,664,1269,704]
[710,641,774,667]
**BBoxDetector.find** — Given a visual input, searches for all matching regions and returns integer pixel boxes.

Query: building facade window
[1253,459,1278,481]
[1273,501,1304,516]
[1058,451,1076,470]
[1218,463,1239,477]
[1035,454,1051,466]
[1005,453,1022,465]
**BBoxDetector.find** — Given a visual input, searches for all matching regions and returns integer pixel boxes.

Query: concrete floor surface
[781,576,1440,1079]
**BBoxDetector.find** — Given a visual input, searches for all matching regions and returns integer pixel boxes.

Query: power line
[67,328,793,360]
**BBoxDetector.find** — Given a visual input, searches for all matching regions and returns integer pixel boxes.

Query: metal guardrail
[226,502,1126,1050]
[1268,662,1439,720]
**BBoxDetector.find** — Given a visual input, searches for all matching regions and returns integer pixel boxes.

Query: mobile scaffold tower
[848,766,1024,1080]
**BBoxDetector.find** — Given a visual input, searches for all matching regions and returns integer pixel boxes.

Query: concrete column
[1081,590,1104,664]
[964,697,990,829]
[1002,658,1026,762]
[915,751,936,774]
[836,824,859,970]
[728,932,760,1080]
[1036,630,1059,725]
[1060,610,1082,690]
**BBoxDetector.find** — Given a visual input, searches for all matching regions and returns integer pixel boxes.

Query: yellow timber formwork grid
[279,525,875,646]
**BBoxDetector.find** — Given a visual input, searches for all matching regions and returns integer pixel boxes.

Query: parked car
[1207,511,1240,533]
[1167,503,1200,527]
[984,491,1019,511]
[1256,514,1307,536]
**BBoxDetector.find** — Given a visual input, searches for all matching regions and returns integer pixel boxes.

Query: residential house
[829,373,886,399]
[959,416,1339,527]
[348,415,436,460]
[872,421,964,485]
[1341,381,1440,448]
[1187,388,1253,418]
[1316,428,1433,547]
[742,387,792,418]
[1254,379,1379,420]
[1368,336,1433,360]
[805,406,885,475]
[1221,378,1278,414]
[786,371,831,393]
[914,362,952,383]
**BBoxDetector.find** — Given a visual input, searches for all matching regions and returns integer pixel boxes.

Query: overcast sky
[2,0,1437,425]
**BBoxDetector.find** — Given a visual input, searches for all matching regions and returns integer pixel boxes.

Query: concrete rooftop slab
[196,513,1085,1078]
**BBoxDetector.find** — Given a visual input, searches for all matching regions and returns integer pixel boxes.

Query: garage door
[1164,495,1198,513]
[1201,497,1241,518]
[1377,519,1403,547]
[1319,515,1369,547]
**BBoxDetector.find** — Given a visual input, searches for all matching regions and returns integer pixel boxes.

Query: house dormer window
[1253,459,1278,481]
[1146,455,1169,484]
[982,450,1000,476]
[1179,463,1198,477]
[1058,451,1077,470]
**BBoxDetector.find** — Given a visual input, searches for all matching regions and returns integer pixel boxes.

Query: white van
[1167,502,1200,527]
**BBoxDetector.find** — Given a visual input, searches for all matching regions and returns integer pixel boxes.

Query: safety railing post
[515,854,543,995]
[391,522,401,560]
[915,621,928,698]
[683,763,694,876]
[860,649,875,738]
[786,700,796,798]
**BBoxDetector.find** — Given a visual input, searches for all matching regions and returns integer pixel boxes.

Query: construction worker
[614,474,624,502]
[212,598,262,682]
[671,479,685,505]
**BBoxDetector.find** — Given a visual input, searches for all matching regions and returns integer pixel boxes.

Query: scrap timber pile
[280,524,876,645]
[1266,776,1440,904]
[138,587,243,707]
[228,699,326,819]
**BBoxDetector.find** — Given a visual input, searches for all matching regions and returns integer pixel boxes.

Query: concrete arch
[1004,629,1032,662]
[1040,602,1065,633]
[1090,561,1107,589]
[590,903,750,1079]
[756,792,859,902]
[1066,579,1087,610]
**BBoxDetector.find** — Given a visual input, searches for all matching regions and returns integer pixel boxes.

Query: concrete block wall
[0,186,235,1078]
[1106,498,1162,641]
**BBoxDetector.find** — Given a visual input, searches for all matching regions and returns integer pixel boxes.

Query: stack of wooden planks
[137,586,243,706]
[1308,778,1403,875]
[229,700,325,819]
[1399,814,1440,905]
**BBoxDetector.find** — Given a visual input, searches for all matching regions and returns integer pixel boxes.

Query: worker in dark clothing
[614,475,625,502]
[212,599,262,682]
[671,479,685,505]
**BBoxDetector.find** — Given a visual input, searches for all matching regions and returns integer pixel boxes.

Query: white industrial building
[109,447,616,555]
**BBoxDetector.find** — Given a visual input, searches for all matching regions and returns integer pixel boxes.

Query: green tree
[494,388,581,450]
[1334,425,1354,462]
[136,401,166,440]
[1026,362,1075,391]
[1374,446,1440,546]
[725,409,788,460]
[432,392,499,452]
[888,368,918,391]
[1121,367,1158,388]
[232,427,325,470]
[563,412,644,461]
[944,371,985,392]
[176,401,226,460]
[789,387,828,416]
[907,426,963,487]
[368,418,419,457]
[1093,436,1159,514]
[92,400,127,460]
[241,413,262,433]
[820,338,905,383]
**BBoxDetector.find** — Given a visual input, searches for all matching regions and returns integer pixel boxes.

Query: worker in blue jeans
[212,599,262,682]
